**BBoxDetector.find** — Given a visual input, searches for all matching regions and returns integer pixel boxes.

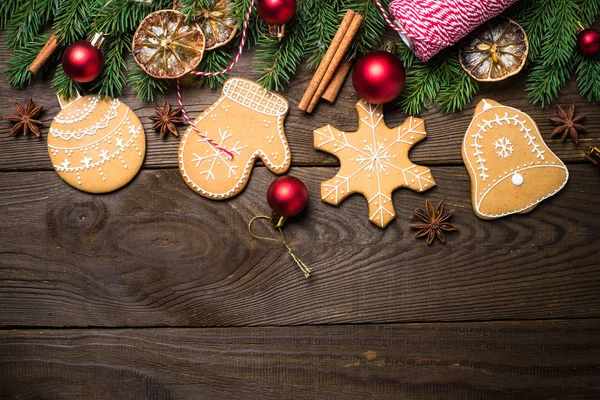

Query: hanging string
[373,0,404,36]
[248,216,311,278]
[175,0,255,160]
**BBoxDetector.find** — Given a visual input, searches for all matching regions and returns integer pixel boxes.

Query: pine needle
[127,65,170,102]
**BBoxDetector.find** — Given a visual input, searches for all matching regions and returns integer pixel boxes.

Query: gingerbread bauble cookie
[314,99,435,228]
[48,95,146,193]
[462,99,568,219]
[178,78,291,199]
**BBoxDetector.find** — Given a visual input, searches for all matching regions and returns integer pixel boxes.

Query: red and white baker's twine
[375,0,517,62]
[176,0,255,160]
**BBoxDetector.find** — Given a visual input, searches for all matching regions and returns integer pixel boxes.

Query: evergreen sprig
[6,34,54,87]
[128,64,170,102]
[305,0,340,68]
[196,47,232,89]
[0,0,20,30]
[254,2,308,91]
[6,0,56,49]
[0,0,599,110]
[342,0,390,59]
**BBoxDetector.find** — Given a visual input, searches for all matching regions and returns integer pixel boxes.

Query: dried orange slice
[197,0,237,50]
[132,10,205,79]
[459,17,528,82]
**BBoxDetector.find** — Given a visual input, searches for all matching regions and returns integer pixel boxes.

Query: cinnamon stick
[306,14,362,113]
[322,60,352,103]
[28,34,59,75]
[298,10,356,111]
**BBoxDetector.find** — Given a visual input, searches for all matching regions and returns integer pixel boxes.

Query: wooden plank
[0,320,599,399]
[0,42,598,171]
[0,165,599,327]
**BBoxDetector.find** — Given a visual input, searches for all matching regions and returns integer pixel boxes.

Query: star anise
[4,98,44,137]
[409,200,457,245]
[150,101,184,139]
[550,104,586,144]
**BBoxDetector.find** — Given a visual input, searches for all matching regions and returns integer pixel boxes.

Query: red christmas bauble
[257,0,296,25]
[352,51,405,104]
[267,176,308,217]
[577,28,600,57]
[62,41,104,83]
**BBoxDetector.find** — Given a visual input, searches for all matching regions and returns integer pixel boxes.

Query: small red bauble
[352,50,405,104]
[577,28,600,57]
[257,0,296,25]
[62,41,104,83]
[267,176,308,217]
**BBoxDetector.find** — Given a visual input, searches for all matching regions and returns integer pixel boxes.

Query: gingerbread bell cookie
[178,78,291,199]
[462,99,568,219]
[314,99,435,228]
[48,94,146,193]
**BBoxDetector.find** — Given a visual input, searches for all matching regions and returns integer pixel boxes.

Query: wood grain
[1,320,599,399]
[0,43,598,171]
[1,165,598,327]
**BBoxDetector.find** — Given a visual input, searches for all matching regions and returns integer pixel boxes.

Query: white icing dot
[512,172,524,186]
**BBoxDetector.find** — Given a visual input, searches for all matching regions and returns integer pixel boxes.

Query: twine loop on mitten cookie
[248,216,311,278]
[374,0,517,61]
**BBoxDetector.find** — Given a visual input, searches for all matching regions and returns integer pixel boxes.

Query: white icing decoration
[49,99,121,140]
[52,124,143,174]
[178,79,291,198]
[315,103,434,224]
[54,96,100,124]
[191,128,243,180]
[493,137,514,158]
[511,172,524,186]
[462,102,569,218]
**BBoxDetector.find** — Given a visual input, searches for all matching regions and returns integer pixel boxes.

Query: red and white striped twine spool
[176,0,255,160]
[376,0,517,62]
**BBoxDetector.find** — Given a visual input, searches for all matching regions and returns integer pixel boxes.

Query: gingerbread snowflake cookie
[314,99,435,228]
[178,78,291,199]
[48,94,146,193]
[462,99,569,219]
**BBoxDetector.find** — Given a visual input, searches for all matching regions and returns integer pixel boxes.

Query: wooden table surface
[1,36,600,399]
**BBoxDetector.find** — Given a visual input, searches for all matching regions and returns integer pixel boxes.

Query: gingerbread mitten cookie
[48,94,146,193]
[179,78,291,199]
[462,99,569,219]
[314,99,435,228]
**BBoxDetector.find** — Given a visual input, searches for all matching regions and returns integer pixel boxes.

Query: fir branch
[305,0,340,69]
[233,0,260,49]
[53,0,98,45]
[95,0,167,36]
[526,58,574,107]
[6,0,56,49]
[52,64,83,101]
[92,35,129,98]
[196,48,231,89]
[436,58,478,113]
[0,0,20,30]
[6,34,54,87]
[342,0,390,59]
[506,0,551,62]
[398,52,455,115]
[254,1,308,91]
[395,42,419,70]
[539,0,578,67]
[128,64,170,102]
[181,0,213,22]
[578,0,600,27]
[575,53,600,102]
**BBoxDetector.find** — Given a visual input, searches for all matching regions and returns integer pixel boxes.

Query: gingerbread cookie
[48,94,146,193]
[462,99,569,219]
[178,78,291,199]
[314,99,435,228]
